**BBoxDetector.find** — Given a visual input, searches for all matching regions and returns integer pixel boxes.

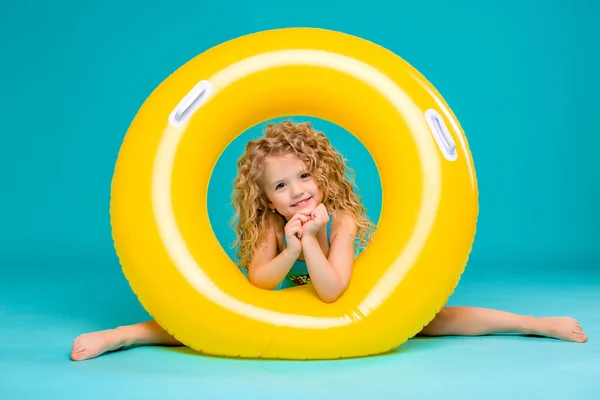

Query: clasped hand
[283,204,329,254]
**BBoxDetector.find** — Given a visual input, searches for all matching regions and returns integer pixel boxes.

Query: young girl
[71,121,587,361]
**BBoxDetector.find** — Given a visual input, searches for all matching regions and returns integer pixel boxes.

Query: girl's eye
[275,183,285,190]
[301,173,310,179]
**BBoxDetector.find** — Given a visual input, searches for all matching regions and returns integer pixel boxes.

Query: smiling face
[261,153,324,220]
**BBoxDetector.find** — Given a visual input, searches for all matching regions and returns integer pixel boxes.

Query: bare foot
[531,317,588,343]
[71,328,128,361]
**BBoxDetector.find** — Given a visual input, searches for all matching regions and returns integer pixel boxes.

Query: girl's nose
[290,183,304,197]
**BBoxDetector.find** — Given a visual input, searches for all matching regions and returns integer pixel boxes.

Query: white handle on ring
[169,80,213,127]
[425,108,457,161]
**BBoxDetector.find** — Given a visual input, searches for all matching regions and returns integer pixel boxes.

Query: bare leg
[71,320,182,361]
[418,306,588,342]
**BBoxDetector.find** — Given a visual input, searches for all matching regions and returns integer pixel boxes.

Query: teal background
[1,1,599,399]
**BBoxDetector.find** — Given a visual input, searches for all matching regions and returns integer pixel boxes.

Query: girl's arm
[302,209,357,302]
[247,214,299,290]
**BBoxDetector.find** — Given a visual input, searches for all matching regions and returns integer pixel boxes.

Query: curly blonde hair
[231,120,376,270]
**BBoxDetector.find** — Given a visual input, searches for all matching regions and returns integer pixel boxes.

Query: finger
[312,210,320,223]
[319,205,327,219]
[286,222,301,234]
[285,224,297,234]
[291,217,305,226]
[291,220,302,229]
[289,225,301,237]
[295,213,310,223]
[315,206,325,222]
[314,205,323,219]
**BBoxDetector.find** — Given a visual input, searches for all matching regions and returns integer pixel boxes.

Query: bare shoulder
[330,209,358,242]
[264,211,285,250]
[248,212,284,270]
[262,211,285,243]
[265,210,285,229]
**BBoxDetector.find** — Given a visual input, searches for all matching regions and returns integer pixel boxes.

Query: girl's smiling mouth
[292,197,312,207]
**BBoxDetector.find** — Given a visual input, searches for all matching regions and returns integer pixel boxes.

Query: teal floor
[1,254,598,399]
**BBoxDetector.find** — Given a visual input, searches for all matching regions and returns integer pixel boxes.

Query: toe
[72,339,82,352]
[71,349,93,361]
[571,332,587,343]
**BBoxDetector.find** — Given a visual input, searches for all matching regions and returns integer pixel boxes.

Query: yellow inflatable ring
[111,28,478,359]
